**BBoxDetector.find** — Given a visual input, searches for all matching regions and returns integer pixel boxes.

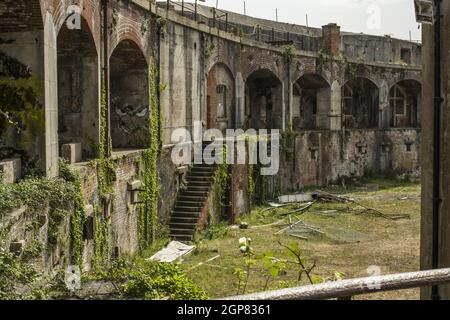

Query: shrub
[94,259,208,300]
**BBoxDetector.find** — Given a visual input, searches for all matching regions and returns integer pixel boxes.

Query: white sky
[184,0,421,41]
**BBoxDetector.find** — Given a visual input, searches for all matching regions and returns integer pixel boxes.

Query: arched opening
[57,18,99,161]
[389,80,421,128]
[110,40,149,150]
[293,74,331,130]
[245,69,283,130]
[0,0,44,174]
[342,78,379,129]
[206,63,235,131]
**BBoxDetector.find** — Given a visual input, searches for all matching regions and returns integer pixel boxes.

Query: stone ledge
[0,158,21,184]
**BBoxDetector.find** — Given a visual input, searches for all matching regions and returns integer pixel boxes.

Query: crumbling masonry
[0,1,421,271]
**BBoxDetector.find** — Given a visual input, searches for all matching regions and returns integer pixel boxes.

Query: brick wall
[322,23,341,55]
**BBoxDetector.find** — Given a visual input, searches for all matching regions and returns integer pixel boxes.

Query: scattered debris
[148,241,196,263]
[275,216,323,236]
[267,202,286,208]
[261,189,409,238]
[313,190,353,203]
[289,234,308,240]
[279,201,315,217]
[186,255,221,271]
[316,210,338,217]
[239,222,249,229]
[278,193,313,204]
[315,190,410,220]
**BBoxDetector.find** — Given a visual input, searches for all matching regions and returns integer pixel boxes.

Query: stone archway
[245,69,283,130]
[389,80,422,128]
[293,74,331,130]
[206,63,235,131]
[57,17,99,161]
[342,77,379,129]
[110,40,149,149]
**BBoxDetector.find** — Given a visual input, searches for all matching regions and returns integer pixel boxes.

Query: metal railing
[223,268,450,300]
[158,1,320,50]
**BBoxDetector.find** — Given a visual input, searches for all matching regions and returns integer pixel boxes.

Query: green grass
[178,178,421,300]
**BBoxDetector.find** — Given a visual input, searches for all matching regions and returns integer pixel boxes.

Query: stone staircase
[169,141,220,242]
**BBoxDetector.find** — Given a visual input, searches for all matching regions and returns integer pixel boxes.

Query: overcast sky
[184,0,421,41]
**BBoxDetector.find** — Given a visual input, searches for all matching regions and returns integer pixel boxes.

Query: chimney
[322,23,341,55]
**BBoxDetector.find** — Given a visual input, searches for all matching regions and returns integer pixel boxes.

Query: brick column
[322,23,341,55]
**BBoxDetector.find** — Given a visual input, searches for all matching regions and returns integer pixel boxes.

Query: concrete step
[174,206,203,212]
[176,200,204,207]
[186,177,214,183]
[177,195,208,202]
[169,223,197,230]
[189,171,215,177]
[194,159,222,164]
[188,181,212,187]
[172,211,200,218]
[170,228,195,236]
[186,185,211,191]
[179,191,209,197]
[170,216,199,224]
[191,166,216,171]
[169,159,218,243]
[170,234,194,242]
[187,171,215,177]
[192,163,218,168]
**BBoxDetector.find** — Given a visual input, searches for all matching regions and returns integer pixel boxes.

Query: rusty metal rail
[224,268,450,300]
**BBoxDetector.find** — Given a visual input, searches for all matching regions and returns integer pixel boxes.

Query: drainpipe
[431,0,442,300]
[102,0,110,158]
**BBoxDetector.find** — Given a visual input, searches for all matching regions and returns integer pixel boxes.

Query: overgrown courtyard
[180,178,421,300]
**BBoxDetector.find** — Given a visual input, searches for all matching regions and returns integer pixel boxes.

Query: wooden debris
[313,190,352,203]
[186,255,221,272]
[289,234,308,240]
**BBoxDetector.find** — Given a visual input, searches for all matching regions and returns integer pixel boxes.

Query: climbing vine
[0,159,86,270]
[59,159,85,268]
[213,146,229,215]
[281,125,296,161]
[0,233,48,300]
[280,44,295,64]
[254,165,269,205]
[140,58,162,249]
[92,205,110,272]
[246,137,255,207]
[248,163,255,208]
[96,71,116,201]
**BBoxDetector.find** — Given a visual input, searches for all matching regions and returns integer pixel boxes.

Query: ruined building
[0,1,421,271]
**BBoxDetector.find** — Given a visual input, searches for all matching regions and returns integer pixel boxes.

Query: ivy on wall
[0,159,86,270]
[97,71,117,201]
[86,71,116,267]
[281,125,296,161]
[93,205,110,271]
[280,44,295,64]
[59,159,86,268]
[140,58,162,249]
[248,163,255,208]
[254,166,269,205]
[213,146,229,216]
[245,137,255,208]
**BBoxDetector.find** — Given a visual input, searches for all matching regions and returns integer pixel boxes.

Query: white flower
[240,246,248,253]
[239,237,247,245]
